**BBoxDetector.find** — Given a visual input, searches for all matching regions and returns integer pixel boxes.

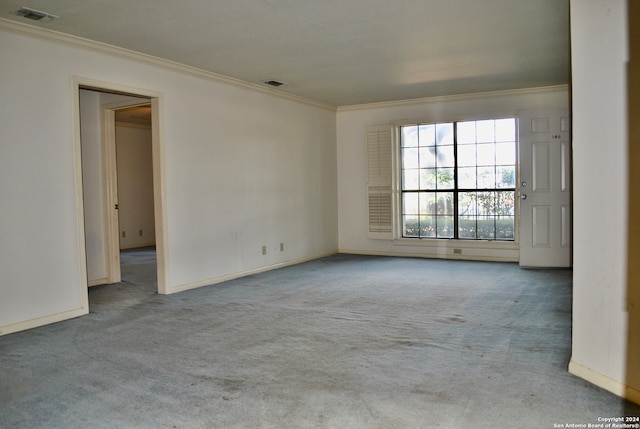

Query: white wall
[0,25,337,334]
[569,0,632,399]
[336,88,569,261]
[116,123,155,250]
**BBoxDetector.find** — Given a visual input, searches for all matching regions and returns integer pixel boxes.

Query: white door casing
[518,109,571,267]
[102,99,153,284]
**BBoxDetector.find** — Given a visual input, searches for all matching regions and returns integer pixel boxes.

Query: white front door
[518,109,572,267]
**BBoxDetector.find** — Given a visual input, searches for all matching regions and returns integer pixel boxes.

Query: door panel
[519,109,571,267]
[532,142,551,192]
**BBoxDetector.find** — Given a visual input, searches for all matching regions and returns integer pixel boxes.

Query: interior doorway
[103,98,155,286]
[74,77,168,298]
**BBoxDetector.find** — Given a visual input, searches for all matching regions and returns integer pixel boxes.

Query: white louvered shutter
[366,126,393,239]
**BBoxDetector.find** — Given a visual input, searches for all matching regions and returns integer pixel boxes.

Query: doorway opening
[74,78,168,301]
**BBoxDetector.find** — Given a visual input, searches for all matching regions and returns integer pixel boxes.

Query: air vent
[16,7,59,21]
[263,80,288,88]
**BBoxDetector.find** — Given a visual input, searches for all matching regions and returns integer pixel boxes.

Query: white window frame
[367,113,521,261]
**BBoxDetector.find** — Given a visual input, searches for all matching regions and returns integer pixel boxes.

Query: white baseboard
[88,277,109,287]
[0,307,88,336]
[338,248,518,263]
[569,360,640,403]
[164,251,337,294]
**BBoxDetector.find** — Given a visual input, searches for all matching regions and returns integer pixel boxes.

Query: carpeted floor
[1,249,638,428]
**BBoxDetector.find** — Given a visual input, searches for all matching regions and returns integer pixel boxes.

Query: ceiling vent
[16,7,59,21]
[263,80,288,88]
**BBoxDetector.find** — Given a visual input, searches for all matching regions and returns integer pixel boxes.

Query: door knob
[520,194,527,200]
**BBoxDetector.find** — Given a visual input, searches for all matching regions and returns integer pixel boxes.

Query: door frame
[73,76,170,295]
[101,99,153,284]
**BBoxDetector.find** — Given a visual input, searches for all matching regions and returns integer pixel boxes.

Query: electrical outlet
[453,248,462,254]
[139,230,143,236]
[122,231,126,238]
[280,242,284,252]
[262,245,267,255]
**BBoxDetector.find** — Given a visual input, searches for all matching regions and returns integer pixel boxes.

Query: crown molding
[336,85,570,112]
[0,18,337,112]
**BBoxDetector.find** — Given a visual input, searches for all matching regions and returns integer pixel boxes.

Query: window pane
[419,168,437,189]
[495,142,515,165]
[476,120,495,143]
[403,193,419,215]
[496,191,515,215]
[419,192,436,214]
[458,216,476,239]
[457,121,476,144]
[458,192,477,216]
[419,147,436,168]
[403,169,419,190]
[495,118,516,142]
[477,167,496,188]
[436,192,453,215]
[457,145,476,167]
[437,168,455,190]
[477,191,496,215]
[403,215,420,237]
[402,126,419,147]
[458,167,476,188]
[402,148,419,169]
[436,123,453,146]
[477,217,496,239]
[420,215,437,237]
[437,215,454,238]
[418,124,435,146]
[437,145,454,167]
[496,215,515,239]
[476,143,495,166]
[496,166,516,188]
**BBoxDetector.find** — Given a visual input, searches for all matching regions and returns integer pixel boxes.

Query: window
[400,118,516,240]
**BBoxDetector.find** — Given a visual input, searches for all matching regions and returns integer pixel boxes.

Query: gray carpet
[1,250,638,428]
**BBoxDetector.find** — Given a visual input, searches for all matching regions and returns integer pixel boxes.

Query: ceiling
[0,0,570,106]
[115,106,152,126]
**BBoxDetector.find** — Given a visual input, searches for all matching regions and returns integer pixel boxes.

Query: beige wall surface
[115,123,155,250]
[0,26,338,334]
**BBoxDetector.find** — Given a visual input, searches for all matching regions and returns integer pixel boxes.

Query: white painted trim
[166,252,337,294]
[0,18,336,112]
[101,98,153,284]
[102,108,121,284]
[0,307,87,336]
[337,85,570,112]
[88,278,109,287]
[71,82,90,318]
[393,237,518,250]
[337,249,518,263]
[120,242,156,250]
[116,122,151,129]
[150,97,170,295]
[568,360,636,400]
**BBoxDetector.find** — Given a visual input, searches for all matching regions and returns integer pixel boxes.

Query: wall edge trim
[568,360,638,402]
[337,85,570,112]
[0,307,88,336]
[337,249,518,263]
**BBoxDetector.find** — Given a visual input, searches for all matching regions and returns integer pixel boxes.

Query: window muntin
[400,118,516,240]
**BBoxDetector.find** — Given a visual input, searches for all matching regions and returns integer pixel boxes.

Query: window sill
[391,237,519,262]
